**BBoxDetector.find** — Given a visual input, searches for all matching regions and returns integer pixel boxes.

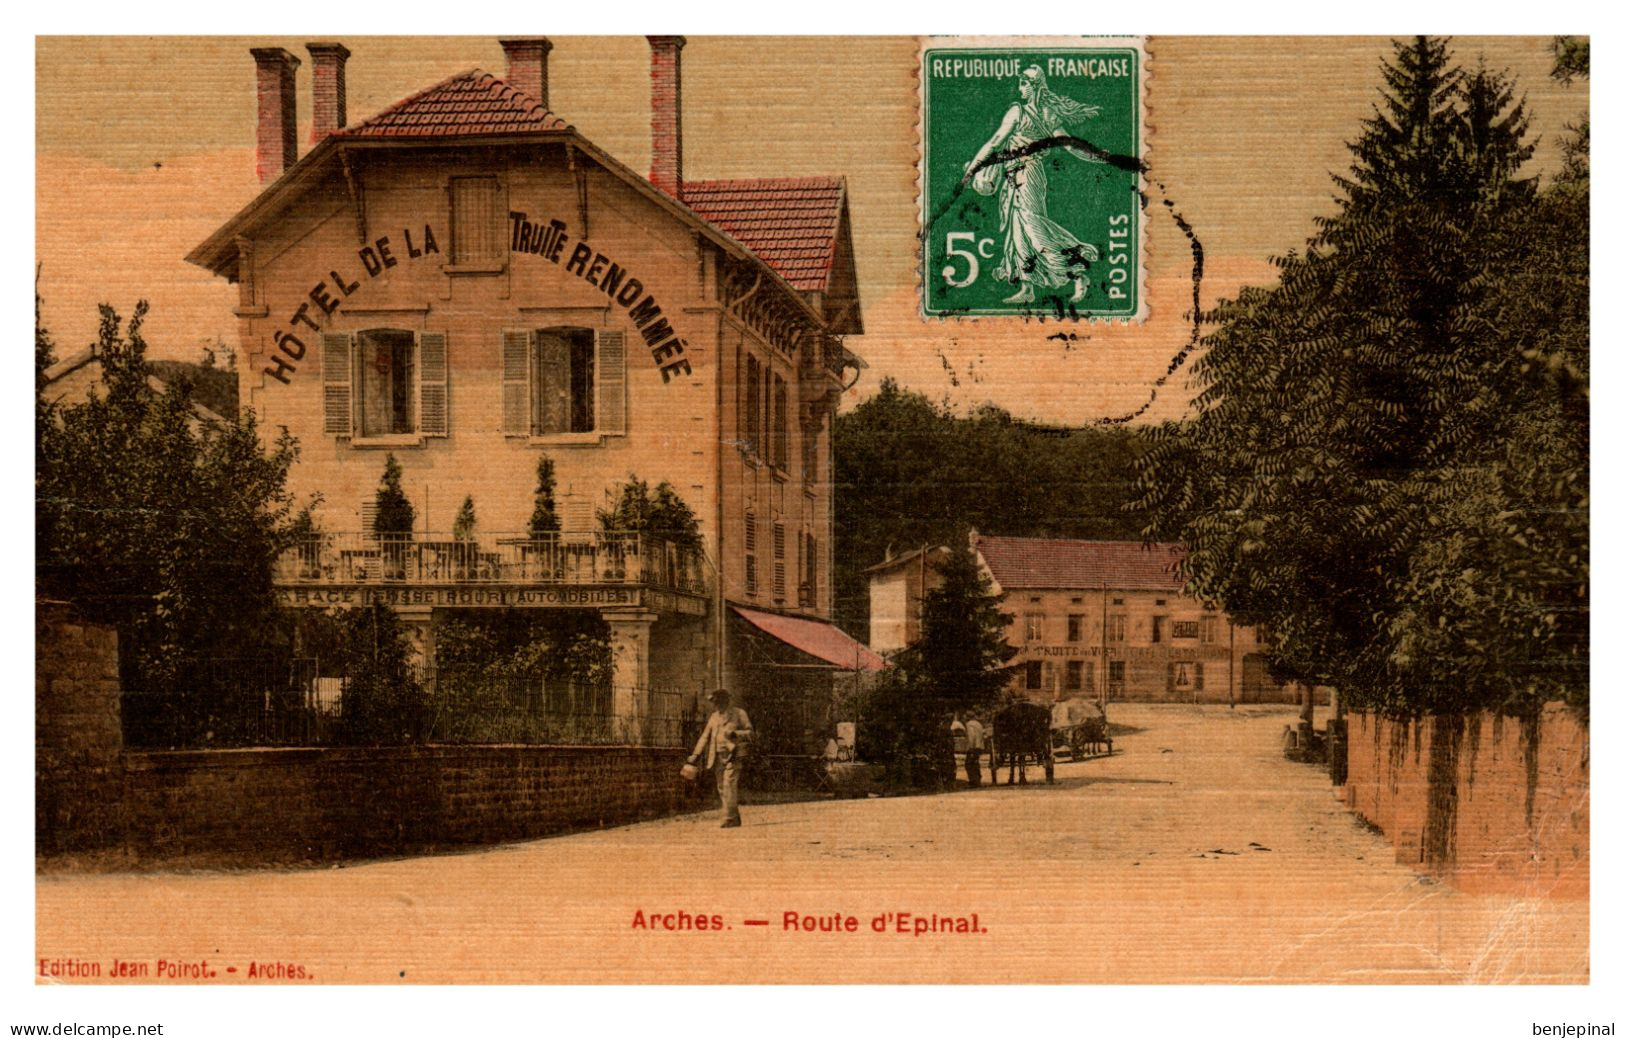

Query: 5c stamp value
[920,38,1147,320]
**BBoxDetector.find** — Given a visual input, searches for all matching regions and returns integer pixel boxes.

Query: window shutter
[502,329,531,436]
[361,498,379,538]
[450,176,501,264]
[322,332,352,435]
[1194,662,1205,691]
[597,330,626,435]
[418,331,448,436]
[1167,662,1177,694]
[772,522,786,601]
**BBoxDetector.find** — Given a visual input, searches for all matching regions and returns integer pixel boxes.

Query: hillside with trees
[833,380,1147,639]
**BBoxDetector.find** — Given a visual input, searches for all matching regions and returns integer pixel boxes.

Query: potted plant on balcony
[528,455,562,581]
[598,476,701,585]
[374,453,415,580]
[453,495,478,580]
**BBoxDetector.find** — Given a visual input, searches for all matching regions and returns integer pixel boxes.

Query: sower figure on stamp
[964,65,1104,304]
[688,688,753,828]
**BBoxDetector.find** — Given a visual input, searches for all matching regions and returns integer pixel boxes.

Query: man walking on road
[688,689,753,827]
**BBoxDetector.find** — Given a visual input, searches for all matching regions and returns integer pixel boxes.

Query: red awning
[732,606,886,672]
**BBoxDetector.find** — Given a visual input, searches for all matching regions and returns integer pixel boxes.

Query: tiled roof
[339,69,569,138]
[976,536,1187,592]
[733,606,887,672]
[684,177,844,292]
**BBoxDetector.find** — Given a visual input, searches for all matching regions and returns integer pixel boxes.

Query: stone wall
[1342,704,1588,898]
[120,744,693,863]
[36,601,702,866]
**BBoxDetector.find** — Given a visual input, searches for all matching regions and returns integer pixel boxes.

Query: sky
[35,36,1585,426]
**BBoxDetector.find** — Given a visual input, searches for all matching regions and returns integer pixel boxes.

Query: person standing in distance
[688,688,753,828]
[964,712,987,788]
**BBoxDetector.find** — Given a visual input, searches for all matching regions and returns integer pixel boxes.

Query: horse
[990,701,1055,785]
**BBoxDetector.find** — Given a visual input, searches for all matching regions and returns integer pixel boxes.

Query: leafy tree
[333,604,425,745]
[372,453,415,536]
[1135,37,1583,716]
[527,455,560,537]
[36,300,302,730]
[599,475,701,552]
[453,495,477,541]
[431,610,612,742]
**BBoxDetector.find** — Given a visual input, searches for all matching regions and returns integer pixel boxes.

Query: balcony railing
[276,531,707,594]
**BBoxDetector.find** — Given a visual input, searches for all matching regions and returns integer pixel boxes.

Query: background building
[869,534,1294,704]
[188,37,877,747]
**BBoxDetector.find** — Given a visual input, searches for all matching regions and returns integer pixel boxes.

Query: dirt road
[35,704,1587,984]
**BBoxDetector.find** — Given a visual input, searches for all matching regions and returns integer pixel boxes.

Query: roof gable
[683,177,862,332]
[975,536,1187,592]
[188,72,850,343]
[339,69,569,138]
[684,177,843,291]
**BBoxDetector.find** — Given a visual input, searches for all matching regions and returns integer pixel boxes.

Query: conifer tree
[1135,37,1561,715]
[527,455,560,537]
[373,453,415,537]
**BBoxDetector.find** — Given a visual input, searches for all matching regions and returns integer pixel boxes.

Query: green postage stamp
[920,38,1147,320]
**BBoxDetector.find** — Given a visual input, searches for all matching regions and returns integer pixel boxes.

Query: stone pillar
[397,606,435,676]
[36,601,124,854]
[606,610,658,745]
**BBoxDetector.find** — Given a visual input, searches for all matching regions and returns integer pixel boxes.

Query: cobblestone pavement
[35,704,1587,984]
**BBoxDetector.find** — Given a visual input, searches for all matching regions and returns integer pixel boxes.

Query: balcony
[275,531,708,608]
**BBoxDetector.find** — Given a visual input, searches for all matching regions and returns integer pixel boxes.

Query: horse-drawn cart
[989,701,1054,785]
[1052,697,1113,760]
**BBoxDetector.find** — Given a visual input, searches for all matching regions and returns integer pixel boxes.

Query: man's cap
[707,688,731,702]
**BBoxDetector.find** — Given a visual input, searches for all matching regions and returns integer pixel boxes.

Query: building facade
[868,534,1292,705]
[188,37,878,747]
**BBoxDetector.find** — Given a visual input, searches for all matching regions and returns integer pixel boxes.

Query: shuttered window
[449,176,502,264]
[324,329,448,440]
[743,512,757,596]
[772,522,786,602]
[772,375,789,470]
[804,533,818,608]
[744,356,761,456]
[503,327,623,438]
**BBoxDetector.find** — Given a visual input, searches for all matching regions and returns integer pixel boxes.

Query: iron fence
[123,657,322,749]
[276,531,707,594]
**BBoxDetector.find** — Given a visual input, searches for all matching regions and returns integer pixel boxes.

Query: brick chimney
[500,37,553,108]
[250,47,300,183]
[306,42,350,144]
[647,35,685,199]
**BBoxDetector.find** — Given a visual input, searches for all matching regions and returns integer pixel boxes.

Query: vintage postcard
[31,30,1592,1031]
